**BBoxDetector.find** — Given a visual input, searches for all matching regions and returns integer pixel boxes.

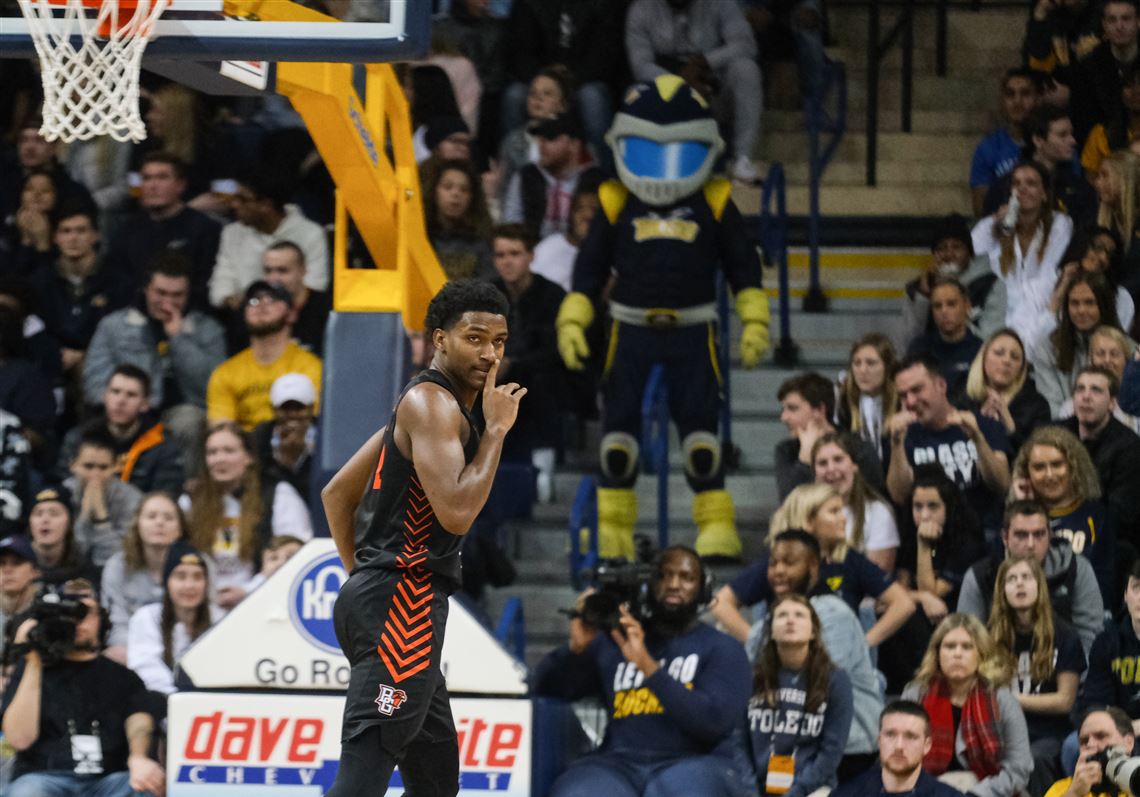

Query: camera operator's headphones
[652,544,715,607]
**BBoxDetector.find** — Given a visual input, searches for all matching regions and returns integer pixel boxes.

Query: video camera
[2,589,90,667]
[1091,746,1140,796]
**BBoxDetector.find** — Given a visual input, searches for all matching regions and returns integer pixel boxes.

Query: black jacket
[1071,41,1136,144]
[504,0,627,89]
[1080,614,1140,717]
[1061,415,1140,549]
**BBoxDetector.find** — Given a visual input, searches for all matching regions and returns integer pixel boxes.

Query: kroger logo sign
[289,552,348,655]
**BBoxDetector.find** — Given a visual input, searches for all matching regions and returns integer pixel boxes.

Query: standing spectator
[1079,561,1140,731]
[1070,0,1140,143]
[104,152,220,309]
[970,70,1040,217]
[957,500,1104,657]
[209,171,329,310]
[65,432,143,569]
[101,492,189,665]
[252,374,317,503]
[60,365,185,496]
[424,158,495,281]
[497,66,573,208]
[206,281,322,431]
[502,112,602,242]
[962,328,1051,453]
[836,334,899,467]
[531,186,599,293]
[906,277,984,399]
[886,354,1012,535]
[1,578,165,797]
[987,558,1086,795]
[735,594,853,797]
[1081,63,1140,175]
[261,241,331,356]
[1049,228,1134,333]
[972,161,1074,359]
[1094,149,1140,301]
[900,215,1007,359]
[0,535,38,666]
[625,0,762,182]
[26,486,98,591]
[900,614,1033,797]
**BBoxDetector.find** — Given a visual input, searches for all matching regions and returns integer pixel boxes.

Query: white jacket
[126,602,224,694]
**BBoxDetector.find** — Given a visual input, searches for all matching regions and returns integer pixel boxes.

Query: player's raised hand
[482,357,526,437]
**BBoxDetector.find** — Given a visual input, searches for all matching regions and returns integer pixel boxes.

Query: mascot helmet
[606,75,725,207]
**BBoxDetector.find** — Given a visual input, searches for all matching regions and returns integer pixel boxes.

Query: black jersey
[352,369,479,589]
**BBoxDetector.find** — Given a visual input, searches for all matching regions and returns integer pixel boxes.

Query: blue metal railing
[756,163,795,367]
[568,476,599,589]
[640,365,670,551]
[494,596,526,661]
[805,60,848,314]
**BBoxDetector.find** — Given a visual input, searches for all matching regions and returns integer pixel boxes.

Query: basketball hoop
[17,0,170,143]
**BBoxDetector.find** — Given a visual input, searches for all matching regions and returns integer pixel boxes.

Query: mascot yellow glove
[736,287,770,368]
[556,292,594,371]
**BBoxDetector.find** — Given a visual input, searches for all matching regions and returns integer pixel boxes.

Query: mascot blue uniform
[556,75,770,560]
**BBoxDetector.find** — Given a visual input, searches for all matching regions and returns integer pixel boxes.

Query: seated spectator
[900,613,1033,797]
[137,83,225,207]
[65,432,142,569]
[418,116,474,189]
[812,431,899,572]
[836,334,899,467]
[0,305,56,459]
[533,545,751,796]
[0,119,94,226]
[1013,425,1117,606]
[252,373,317,503]
[983,105,1096,228]
[531,186,599,293]
[1070,0,1140,143]
[958,500,1104,656]
[489,224,565,501]
[424,158,495,281]
[497,65,573,207]
[897,467,988,625]
[830,700,967,797]
[101,492,188,665]
[962,328,1051,452]
[0,535,38,664]
[988,557,1086,794]
[104,152,220,308]
[709,530,884,763]
[261,241,330,356]
[502,112,602,242]
[60,365,184,495]
[26,486,98,589]
[208,170,329,310]
[906,277,983,399]
[1051,227,1134,334]
[1087,326,1140,432]
[28,203,126,383]
[1035,271,1129,417]
[1082,63,1140,176]
[625,0,761,182]
[127,540,220,698]
[207,281,321,431]
[970,69,1040,217]
[735,593,853,797]
[83,254,226,430]
[886,354,1012,535]
[775,372,884,501]
[1046,707,1138,797]
[1093,149,1140,302]
[972,161,1074,359]
[181,422,311,609]
[245,533,304,592]
[901,215,1007,348]
[1080,562,1140,733]
[0,408,32,536]
[2,577,165,797]
[2,169,60,275]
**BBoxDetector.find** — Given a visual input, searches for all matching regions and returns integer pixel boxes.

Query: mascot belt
[609,301,718,328]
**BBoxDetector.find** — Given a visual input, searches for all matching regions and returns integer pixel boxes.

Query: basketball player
[321,281,525,796]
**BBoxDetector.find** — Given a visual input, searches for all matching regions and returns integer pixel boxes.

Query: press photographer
[1,578,165,797]
[1046,707,1139,797]
[532,544,751,795]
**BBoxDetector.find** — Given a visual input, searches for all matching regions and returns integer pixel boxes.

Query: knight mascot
[556,74,770,561]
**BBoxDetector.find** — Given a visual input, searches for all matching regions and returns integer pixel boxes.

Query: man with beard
[206,281,322,431]
[1,578,165,796]
[832,701,966,796]
[533,545,751,795]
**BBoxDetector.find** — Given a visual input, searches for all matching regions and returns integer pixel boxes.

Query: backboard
[0,0,431,63]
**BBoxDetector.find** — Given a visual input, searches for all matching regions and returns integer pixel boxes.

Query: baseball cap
[531,111,583,141]
[270,373,317,408]
[244,280,293,308]
[425,116,471,152]
[29,485,73,515]
[0,534,37,566]
[163,539,209,584]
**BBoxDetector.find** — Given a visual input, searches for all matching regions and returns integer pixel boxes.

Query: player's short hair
[424,280,510,334]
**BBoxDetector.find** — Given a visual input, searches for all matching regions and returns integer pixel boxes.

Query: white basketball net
[18,0,170,142]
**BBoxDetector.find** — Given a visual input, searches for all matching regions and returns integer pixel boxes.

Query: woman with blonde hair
[987,558,1085,794]
[836,333,899,464]
[1088,325,1140,430]
[1094,148,1140,300]
[963,328,1050,451]
[901,614,1032,797]
[971,161,1073,358]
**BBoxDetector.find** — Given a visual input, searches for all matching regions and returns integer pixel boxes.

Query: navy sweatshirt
[1080,615,1140,718]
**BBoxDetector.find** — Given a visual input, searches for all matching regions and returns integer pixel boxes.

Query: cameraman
[532,545,751,795]
[1,578,165,797]
[1046,707,1136,797]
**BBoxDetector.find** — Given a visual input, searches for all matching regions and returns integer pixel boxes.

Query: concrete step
[826,5,1029,51]
[780,158,967,187]
[759,128,976,164]
[763,108,993,135]
[826,42,1020,74]
[735,180,971,217]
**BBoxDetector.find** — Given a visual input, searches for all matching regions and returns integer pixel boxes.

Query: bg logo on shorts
[375,684,409,716]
